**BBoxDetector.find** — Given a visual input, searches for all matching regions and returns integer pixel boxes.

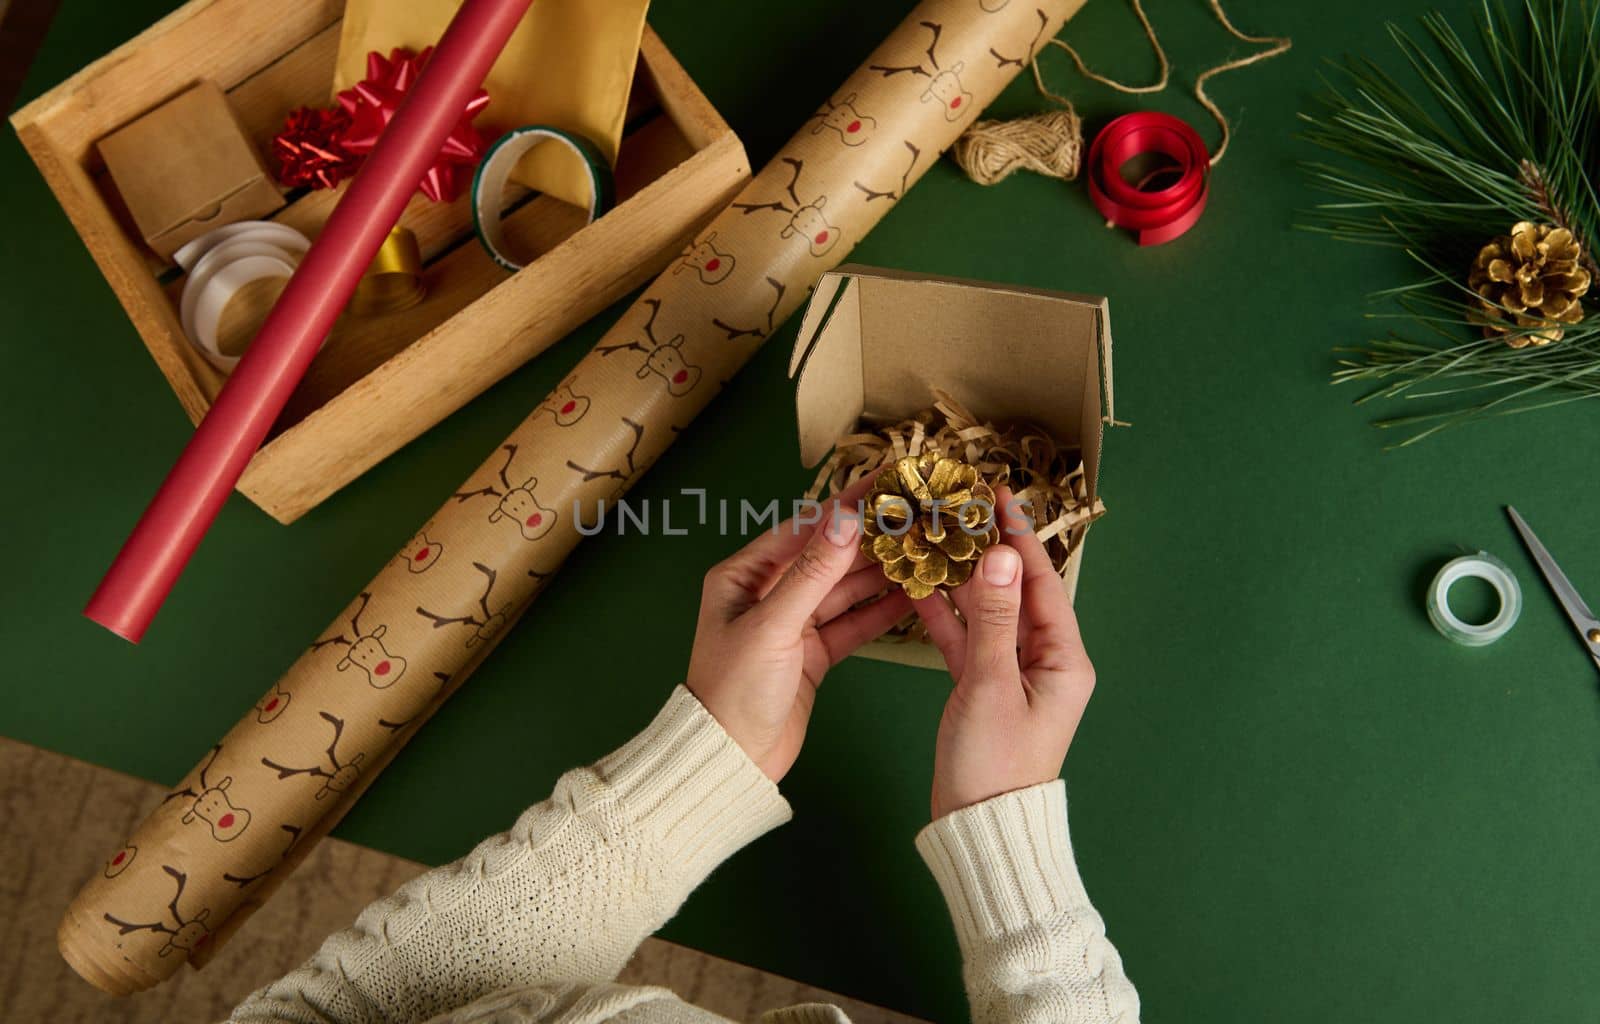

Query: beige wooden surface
[0,737,925,1024]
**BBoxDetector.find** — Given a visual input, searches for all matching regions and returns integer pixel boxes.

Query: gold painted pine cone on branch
[1468,221,1591,347]
[862,452,999,600]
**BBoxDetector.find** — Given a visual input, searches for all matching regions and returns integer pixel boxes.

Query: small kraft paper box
[96,81,285,260]
[790,264,1113,669]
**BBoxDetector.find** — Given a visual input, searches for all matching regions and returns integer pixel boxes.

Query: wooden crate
[10,0,750,523]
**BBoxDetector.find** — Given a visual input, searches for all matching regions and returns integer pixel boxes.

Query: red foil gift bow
[339,47,490,203]
[1086,112,1209,246]
[272,106,358,191]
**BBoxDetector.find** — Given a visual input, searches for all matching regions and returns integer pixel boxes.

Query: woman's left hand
[686,478,911,782]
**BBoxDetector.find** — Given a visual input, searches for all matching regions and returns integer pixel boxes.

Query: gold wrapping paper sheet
[333,0,650,207]
[58,0,1085,995]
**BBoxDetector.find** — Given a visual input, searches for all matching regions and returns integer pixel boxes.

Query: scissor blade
[1507,505,1600,639]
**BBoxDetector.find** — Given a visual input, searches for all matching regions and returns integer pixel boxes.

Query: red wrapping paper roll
[84,0,534,644]
[1087,111,1209,246]
[57,0,1087,995]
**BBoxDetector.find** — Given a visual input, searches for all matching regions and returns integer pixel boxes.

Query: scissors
[1507,506,1600,673]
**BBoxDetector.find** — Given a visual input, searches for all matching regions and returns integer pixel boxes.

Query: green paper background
[5,0,1600,1020]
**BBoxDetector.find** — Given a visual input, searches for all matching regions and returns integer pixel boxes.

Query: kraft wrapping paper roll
[58,0,1085,995]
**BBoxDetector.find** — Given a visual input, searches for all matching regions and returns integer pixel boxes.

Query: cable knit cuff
[915,780,1090,956]
[594,686,792,889]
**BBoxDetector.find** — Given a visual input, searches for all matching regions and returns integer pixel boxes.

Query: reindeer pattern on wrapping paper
[311,592,408,687]
[396,529,445,574]
[417,562,517,649]
[104,843,137,879]
[162,744,251,843]
[260,712,366,802]
[809,93,879,146]
[869,20,974,120]
[674,233,736,284]
[453,444,558,541]
[70,3,1074,980]
[255,682,292,723]
[732,157,843,258]
[712,277,790,343]
[532,376,592,426]
[222,824,304,888]
[566,417,649,504]
[103,865,212,959]
[596,298,703,397]
[986,8,1050,69]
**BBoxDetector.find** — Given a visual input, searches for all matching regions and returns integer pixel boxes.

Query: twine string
[950,109,1082,185]
[1036,0,1171,100]
[1189,0,1293,165]
[949,0,1291,184]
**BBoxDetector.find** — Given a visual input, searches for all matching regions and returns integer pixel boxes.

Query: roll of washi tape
[172,221,310,273]
[177,222,313,373]
[1426,552,1523,646]
[190,256,297,371]
[179,234,310,347]
[350,226,426,314]
[472,125,614,271]
[1086,112,1210,247]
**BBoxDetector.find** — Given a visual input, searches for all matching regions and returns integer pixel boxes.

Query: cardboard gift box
[10,0,749,523]
[96,81,285,259]
[790,265,1113,669]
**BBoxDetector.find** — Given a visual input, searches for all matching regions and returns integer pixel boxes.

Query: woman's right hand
[913,487,1097,821]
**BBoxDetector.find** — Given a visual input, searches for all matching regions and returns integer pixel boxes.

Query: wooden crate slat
[636,27,727,152]
[13,0,342,165]
[228,21,342,155]
[15,122,225,421]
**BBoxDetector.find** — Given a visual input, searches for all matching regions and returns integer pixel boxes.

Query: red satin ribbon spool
[1087,112,1209,246]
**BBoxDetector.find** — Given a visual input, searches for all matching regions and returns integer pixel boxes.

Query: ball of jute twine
[951,109,1083,185]
[950,0,1290,186]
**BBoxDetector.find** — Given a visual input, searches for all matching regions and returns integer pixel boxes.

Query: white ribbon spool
[176,221,312,373]
[1426,552,1522,647]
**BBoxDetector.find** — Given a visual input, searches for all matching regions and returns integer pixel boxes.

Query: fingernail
[826,511,859,546]
[982,546,1019,585]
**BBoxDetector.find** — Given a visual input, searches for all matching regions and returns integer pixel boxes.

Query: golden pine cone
[860,453,1000,600]
[1467,220,1590,347]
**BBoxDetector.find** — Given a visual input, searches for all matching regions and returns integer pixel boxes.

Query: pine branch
[1299,0,1600,445]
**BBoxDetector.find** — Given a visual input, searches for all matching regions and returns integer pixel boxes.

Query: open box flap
[1079,300,1112,500]
[790,265,1112,491]
[791,270,866,467]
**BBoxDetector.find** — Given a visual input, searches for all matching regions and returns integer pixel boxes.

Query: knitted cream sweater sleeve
[915,781,1140,1024]
[228,686,790,1024]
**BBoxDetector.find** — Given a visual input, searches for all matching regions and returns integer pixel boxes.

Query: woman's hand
[686,479,912,782]
[914,487,1097,820]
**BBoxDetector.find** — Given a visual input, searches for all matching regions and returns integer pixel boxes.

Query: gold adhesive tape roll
[58,0,1086,994]
[349,226,425,315]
